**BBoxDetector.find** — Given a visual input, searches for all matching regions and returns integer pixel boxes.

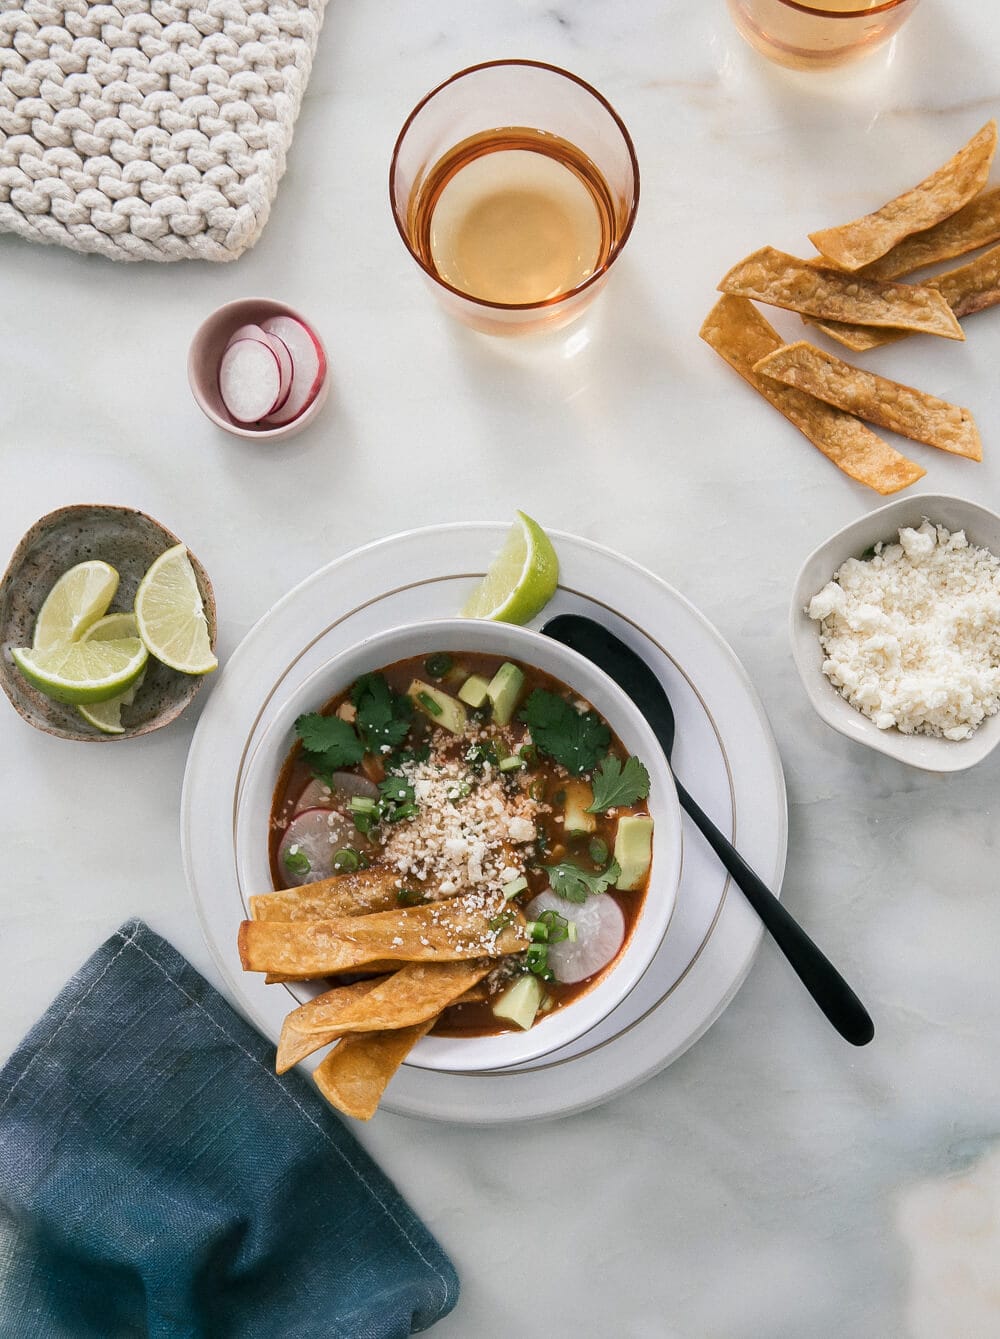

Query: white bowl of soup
[235,618,682,1073]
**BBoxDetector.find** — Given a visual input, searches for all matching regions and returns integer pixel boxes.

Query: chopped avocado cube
[458,673,490,708]
[562,779,596,834]
[407,680,468,735]
[613,815,653,891]
[492,974,545,1030]
[486,662,525,726]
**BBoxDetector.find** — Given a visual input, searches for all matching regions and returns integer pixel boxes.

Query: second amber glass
[727,0,918,71]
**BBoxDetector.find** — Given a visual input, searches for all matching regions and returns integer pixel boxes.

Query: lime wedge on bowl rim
[11,638,148,705]
[461,512,559,623]
[31,560,119,652]
[77,613,145,734]
[135,544,218,676]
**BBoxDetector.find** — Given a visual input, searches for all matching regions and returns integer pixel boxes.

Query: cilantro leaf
[352,674,413,752]
[518,689,611,776]
[543,858,621,903]
[587,755,651,813]
[377,775,417,822]
[295,713,365,772]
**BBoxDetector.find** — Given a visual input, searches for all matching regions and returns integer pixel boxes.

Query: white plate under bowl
[181,524,787,1123]
[236,617,683,1073]
[790,493,1000,774]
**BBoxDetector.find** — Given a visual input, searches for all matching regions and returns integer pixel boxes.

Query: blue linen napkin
[0,919,459,1339]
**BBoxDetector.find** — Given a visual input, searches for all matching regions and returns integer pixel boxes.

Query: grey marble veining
[2,2,1000,1335]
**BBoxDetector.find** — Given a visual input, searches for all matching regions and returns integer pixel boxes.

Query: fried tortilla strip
[276,962,491,1072]
[810,242,1000,351]
[239,903,528,975]
[278,981,490,1071]
[802,318,908,353]
[753,341,982,461]
[287,960,492,1036]
[808,120,997,271]
[276,976,387,1068]
[250,869,402,922]
[313,1021,434,1121]
[718,247,964,340]
[264,961,400,985]
[700,297,925,495]
[860,186,1000,281]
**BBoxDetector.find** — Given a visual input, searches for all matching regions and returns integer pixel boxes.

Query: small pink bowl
[188,298,330,441]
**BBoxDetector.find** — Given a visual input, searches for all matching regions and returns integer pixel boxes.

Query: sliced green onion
[525,943,553,980]
[332,848,361,872]
[349,796,377,814]
[424,653,453,679]
[488,910,516,932]
[396,887,424,906]
[526,920,548,943]
[518,744,538,764]
[388,803,418,823]
[502,875,528,901]
[566,920,578,943]
[283,848,310,875]
[499,755,526,773]
[417,691,443,717]
[536,908,570,943]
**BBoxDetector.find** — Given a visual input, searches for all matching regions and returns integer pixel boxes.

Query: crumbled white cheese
[808,522,1000,740]
[507,817,536,843]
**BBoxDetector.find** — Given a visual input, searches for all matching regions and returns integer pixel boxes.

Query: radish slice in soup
[526,889,625,985]
[329,771,380,801]
[293,773,379,817]
[277,807,358,887]
[292,778,336,815]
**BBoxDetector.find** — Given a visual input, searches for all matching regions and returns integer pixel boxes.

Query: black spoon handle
[674,776,874,1046]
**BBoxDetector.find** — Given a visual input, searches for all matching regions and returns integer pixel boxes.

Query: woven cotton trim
[0,0,326,262]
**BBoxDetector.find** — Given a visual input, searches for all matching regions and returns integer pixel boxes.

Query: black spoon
[542,613,875,1047]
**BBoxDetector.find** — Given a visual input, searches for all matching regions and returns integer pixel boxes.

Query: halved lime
[461,512,559,623]
[134,545,217,676]
[12,638,149,705]
[77,613,145,734]
[32,560,119,652]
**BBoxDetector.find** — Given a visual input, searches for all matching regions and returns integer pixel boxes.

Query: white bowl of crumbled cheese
[235,618,683,1073]
[791,495,1000,772]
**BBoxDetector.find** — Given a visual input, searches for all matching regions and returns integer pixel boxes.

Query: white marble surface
[3,2,1000,1335]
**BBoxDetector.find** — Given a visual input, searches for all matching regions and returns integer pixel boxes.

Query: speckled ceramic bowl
[0,505,217,742]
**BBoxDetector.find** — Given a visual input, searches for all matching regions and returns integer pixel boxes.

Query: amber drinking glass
[390,60,639,336]
[726,0,918,70]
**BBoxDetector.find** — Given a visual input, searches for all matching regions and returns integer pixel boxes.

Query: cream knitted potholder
[0,0,326,262]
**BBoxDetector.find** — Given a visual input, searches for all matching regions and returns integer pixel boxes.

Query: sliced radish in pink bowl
[230,325,293,413]
[259,315,327,427]
[188,299,330,440]
[218,339,283,424]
